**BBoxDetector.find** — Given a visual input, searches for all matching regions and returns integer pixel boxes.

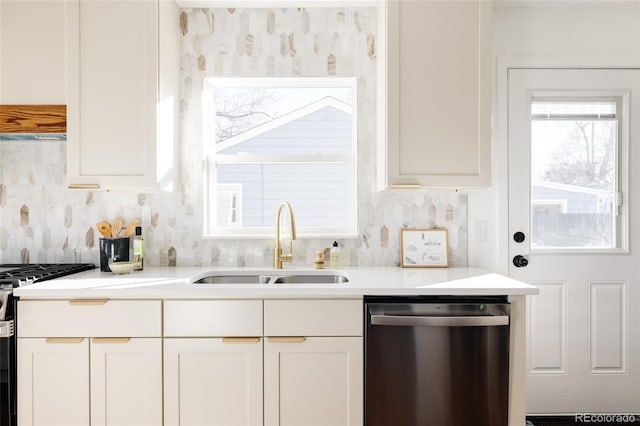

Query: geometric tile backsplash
[0,7,467,268]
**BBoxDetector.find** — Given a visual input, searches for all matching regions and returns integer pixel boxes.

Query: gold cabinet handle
[267,337,306,344]
[222,337,261,344]
[68,299,109,305]
[68,184,101,190]
[46,337,84,344]
[390,184,422,189]
[92,337,131,344]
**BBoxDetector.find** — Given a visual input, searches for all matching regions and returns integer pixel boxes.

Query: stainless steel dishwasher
[364,296,510,426]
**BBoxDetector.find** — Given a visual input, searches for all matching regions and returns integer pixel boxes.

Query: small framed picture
[400,228,449,268]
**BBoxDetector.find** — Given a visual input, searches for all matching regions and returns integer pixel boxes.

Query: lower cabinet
[163,298,364,426]
[164,337,264,426]
[17,338,90,426]
[17,299,163,426]
[18,337,162,426]
[264,336,363,426]
[90,338,162,425]
[17,298,363,426]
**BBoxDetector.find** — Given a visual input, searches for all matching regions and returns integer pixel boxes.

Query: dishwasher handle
[370,314,509,327]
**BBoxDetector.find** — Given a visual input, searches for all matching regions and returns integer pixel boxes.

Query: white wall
[468,0,640,273]
[493,1,640,59]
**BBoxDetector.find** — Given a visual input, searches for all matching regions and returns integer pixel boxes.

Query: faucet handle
[281,239,294,262]
[287,238,294,258]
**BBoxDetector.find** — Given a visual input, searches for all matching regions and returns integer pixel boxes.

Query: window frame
[202,77,358,239]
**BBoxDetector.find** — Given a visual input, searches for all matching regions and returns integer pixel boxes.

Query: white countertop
[13,266,538,299]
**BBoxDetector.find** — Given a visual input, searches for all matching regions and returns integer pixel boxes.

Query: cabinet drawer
[264,299,362,337]
[17,300,161,337]
[164,300,263,337]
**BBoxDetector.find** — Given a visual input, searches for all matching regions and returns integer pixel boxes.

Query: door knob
[513,255,528,268]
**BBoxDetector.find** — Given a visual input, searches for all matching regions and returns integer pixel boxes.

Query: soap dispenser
[133,226,144,271]
[329,241,342,268]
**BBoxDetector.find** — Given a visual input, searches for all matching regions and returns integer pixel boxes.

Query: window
[530,97,625,250]
[202,77,357,237]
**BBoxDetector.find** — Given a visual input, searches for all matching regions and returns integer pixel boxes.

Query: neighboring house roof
[532,181,610,198]
[215,96,352,153]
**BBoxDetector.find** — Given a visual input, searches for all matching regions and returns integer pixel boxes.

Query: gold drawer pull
[68,184,100,190]
[46,337,84,344]
[92,337,131,344]
[68,299,109,305]
[267,337,306,344]
[222,337,261,344]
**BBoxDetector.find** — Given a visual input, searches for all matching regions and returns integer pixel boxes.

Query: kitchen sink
[271,274,349,284]
[192,270,349,285]
[194,275,270,284]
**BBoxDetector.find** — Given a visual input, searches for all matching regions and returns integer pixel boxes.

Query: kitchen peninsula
[14,266,537,426]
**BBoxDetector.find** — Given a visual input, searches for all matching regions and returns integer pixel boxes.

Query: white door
[264,337,363,426]
[508,68,640,414]
[90,338,162,426]
[164,338,263,426]
[17,338,90,426]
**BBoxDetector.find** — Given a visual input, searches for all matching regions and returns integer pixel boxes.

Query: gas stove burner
[0,263,96,287]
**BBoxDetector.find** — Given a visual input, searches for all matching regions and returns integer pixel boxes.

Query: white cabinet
[263,299,362,336]
[263,299,363,426]
[164,338,263,426]
[264,337,362,426]
[17,338,90,426]
[90,338,163,426]
[164,300,263,337]
[379,0,492,189]
[164,298,363,426]
[0,0,66,104]
[17,300,163,426]
[164,300,264,426]
[66,0,179,191]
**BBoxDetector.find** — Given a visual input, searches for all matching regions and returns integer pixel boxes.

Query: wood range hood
[0,104,66,134]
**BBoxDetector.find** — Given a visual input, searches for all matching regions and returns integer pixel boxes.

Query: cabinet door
[17,337,89,426]
[164,338,263,426]
[90,338,162,426]
[383,0,492,189]
[264,337,363,426]
[66,0,158,190]
[0,0,66,103]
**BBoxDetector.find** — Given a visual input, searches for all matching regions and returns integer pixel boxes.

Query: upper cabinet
[66,0,180,191]
[378,0,492,189]
[0,1,66,104]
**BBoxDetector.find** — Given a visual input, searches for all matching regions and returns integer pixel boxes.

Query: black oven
[0,290,16,426]
[0,263,96,426]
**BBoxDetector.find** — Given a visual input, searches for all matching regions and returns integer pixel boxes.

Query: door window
[529,98,625,250]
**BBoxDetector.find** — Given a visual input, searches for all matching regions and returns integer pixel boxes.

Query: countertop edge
[12,266,540,299]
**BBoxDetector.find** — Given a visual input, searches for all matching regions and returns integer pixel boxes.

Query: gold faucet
[274,201,297,269]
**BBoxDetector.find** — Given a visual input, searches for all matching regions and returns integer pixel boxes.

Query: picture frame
[400,228,449,268]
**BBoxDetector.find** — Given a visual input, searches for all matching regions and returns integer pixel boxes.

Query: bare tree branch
[214,89,277,142]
